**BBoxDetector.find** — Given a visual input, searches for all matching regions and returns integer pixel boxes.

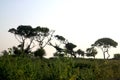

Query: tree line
[2,25,120,59]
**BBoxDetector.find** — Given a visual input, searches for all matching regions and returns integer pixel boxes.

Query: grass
[0,55,120,80]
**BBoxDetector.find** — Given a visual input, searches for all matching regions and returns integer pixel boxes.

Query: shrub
[114,53,120,59]
[0,56,120,80]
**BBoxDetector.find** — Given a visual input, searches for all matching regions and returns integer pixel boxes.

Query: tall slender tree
[8,25,36,54]
[92,38,118,59]
[32,26,55,58]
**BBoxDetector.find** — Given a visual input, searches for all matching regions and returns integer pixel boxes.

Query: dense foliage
[0,55,120,80]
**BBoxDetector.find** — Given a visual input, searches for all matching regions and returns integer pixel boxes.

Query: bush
[0,56,120,80]
[114,53,120,59]
[34,48,46,58]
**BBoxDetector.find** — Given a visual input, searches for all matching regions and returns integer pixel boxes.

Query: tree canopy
[8,25,54,58]
[8,25,119,59]
[86,47,97,59]
[93,38,118,48]
[92,37,118,59]
[8,25,36,54]
[65,43,77,58]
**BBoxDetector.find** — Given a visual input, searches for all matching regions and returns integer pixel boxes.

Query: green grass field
[0,55,120,80]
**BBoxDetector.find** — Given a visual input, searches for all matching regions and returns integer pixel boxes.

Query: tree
[34,26,55,49]
[76,49,85,58]
[86,47,97,59]
[9,25,54,57]
[8,25,36,54]
[55,35,67,44]
[92,38,118,59]
[33,26,54,58]
[49,35,67,57]
[65,43,77,58]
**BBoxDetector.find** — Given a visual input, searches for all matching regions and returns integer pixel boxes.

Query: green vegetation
[1,25,120,80]
[114,53,120,60]
[0,55,120,80]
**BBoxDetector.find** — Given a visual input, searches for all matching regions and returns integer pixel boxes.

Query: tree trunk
[107,51,110,59]
[25,38,34,54]
[21,40,25,52]
[103,51,106,59]
[101,48,106,59]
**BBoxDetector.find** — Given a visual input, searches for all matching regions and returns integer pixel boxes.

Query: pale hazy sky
[0,0,120,58]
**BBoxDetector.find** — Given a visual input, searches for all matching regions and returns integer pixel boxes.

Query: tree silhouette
[76,49,85,58]
[34,48,46,58]
[65,43,77,58]
[9,25,55,57]
[114,53,120,59]
[55,35,67,44]
[49,35,67,57]
[34,26,55,49]
[8,25,36,54]
[92,38,118,59]
[86,47,97,59]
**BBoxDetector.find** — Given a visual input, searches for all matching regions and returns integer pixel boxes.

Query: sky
[0,0,120,58]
